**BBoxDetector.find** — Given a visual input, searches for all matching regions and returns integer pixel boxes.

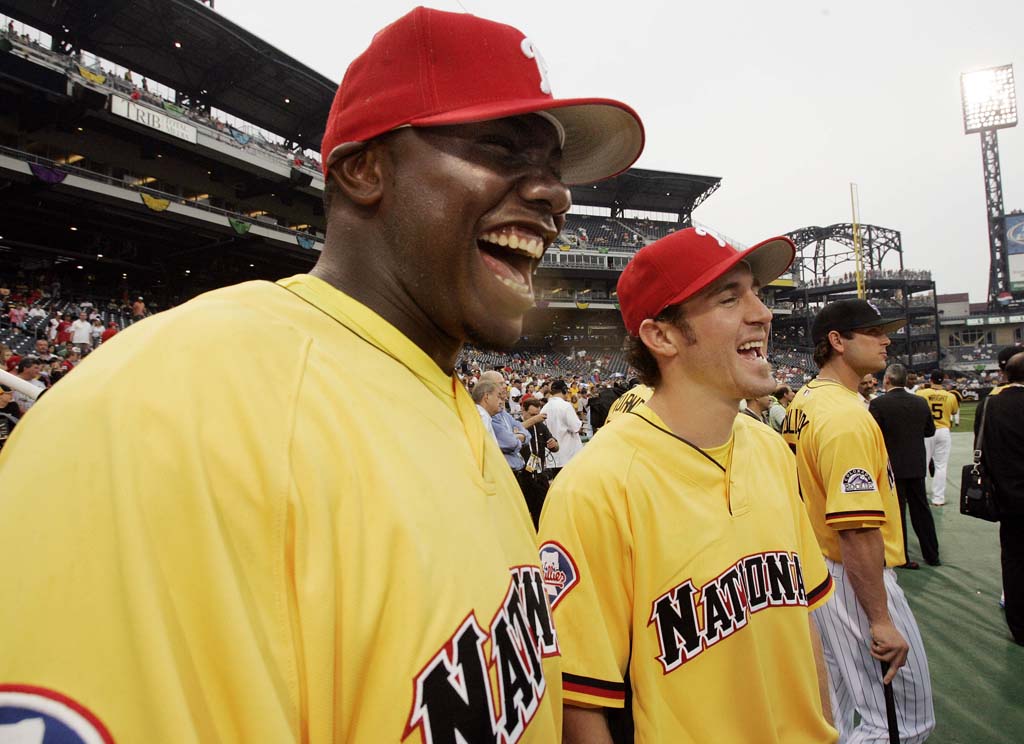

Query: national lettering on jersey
[406,566,558,744]
[648,551,825,674]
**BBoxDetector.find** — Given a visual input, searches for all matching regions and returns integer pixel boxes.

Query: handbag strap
[973,396,992,470]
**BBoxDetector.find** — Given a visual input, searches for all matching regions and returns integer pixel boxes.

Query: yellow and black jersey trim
[806,574,833,608]
[825,508,884,521]
[563,673,626,703]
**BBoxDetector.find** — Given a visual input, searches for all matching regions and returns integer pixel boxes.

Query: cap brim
[855,317,908,335]
[630,235,795,330]
[739,237,797,292]
[327,97,644,186]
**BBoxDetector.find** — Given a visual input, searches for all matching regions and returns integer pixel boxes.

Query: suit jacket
[869,387,936,479]
[976,387,1024,514]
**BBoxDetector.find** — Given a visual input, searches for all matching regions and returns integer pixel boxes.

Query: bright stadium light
[961,63,1019,307]
[961,64,1018,133]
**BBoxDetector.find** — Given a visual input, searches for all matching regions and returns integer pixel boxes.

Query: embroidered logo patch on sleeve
[539,541,579,609]
[841,468,876,493]
[0,685,114,743]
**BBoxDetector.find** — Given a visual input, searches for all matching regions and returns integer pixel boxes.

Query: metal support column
[980,129,1010,305]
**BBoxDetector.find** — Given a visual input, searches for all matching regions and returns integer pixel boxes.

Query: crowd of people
[802,268,933,288]
[1,21,323,175]
[2,8,1022,744]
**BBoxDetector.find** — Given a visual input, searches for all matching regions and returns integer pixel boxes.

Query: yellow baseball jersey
[604,383,653,423]
[0,275,560,743]
[783,379,906,567]
[538,405,836,743]
[915,386,959,429]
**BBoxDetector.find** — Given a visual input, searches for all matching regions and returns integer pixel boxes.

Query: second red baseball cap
[616,227,796,336]
[320,6,644,185]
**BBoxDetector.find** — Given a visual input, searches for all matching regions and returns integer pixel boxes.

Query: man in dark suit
[976,351,1024,644]
[869,363,940,567]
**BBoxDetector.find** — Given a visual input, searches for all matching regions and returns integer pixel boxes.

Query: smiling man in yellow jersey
[0,9,646,743]
[540,227,837,744]
[915,369,959,506]
[783,299,934,743]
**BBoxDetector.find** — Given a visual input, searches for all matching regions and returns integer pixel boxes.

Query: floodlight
[961,65,1017,133]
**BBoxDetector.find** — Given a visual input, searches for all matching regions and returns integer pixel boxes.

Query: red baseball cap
[320,7,644,185]
[616,227,796,336]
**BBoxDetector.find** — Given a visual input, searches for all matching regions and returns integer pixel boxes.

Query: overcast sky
[215,0,1022,302]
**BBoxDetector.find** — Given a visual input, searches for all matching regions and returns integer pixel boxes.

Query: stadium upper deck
[0,4,724,307]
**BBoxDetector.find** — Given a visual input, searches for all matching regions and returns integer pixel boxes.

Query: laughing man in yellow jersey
[915,369,959,506]
[0,9,646,743]
[540,227,837,744]
[784,299,934,742]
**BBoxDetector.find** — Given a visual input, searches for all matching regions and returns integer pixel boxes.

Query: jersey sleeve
[795,498,834,610]
[538,457,634,709]
[814,410,887,530]
[770,434,833,611]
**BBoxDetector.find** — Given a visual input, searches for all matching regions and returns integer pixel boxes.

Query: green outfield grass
[896,431,1023,742]
[955,400,978,432]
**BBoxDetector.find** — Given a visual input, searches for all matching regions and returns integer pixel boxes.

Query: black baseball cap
[811,299,907,344]
[998,345,1022,370]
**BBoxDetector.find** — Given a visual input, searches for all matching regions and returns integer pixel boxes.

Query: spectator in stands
[61,346,82,370]
[32,338,57,364]
[857,373,878,404]
[518,396,558,525]
[976,351,1024,645]
[11,357,43,414]
[55,313,72,345]
[89,318,104,347]
[0,384,19,452]
[541,380,584,477]
[132,296,146,320]
[7,302,26,331]
[471,378,502,440]
[769,385,793,432]
[588,382,620,433]
[100,320,119,344]
[479,370,528,473]
[743,394,772,424]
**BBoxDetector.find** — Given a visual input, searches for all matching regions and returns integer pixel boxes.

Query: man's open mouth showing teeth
[737,340,765,359]
[476,228,547,300]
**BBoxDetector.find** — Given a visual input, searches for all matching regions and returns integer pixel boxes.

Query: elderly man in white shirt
[541,380,583,476]
[471,378,502,441]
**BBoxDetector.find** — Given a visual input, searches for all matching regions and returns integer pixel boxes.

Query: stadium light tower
[960,64,1017,308]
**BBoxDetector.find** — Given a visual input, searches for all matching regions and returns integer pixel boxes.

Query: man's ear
[827,329,845,355]
[329,143,386,207]
[638,318,680,362]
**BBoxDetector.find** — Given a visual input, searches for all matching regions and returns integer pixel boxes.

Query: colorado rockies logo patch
[841,468,876,493]
[539,541,579,609]
[0,685,114,743]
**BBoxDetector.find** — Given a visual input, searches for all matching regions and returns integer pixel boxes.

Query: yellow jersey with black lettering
[915,386,959,429]
[782,379,906,567]
[538,405,835,744]
[0,275,560,744]
[604,383,653,423]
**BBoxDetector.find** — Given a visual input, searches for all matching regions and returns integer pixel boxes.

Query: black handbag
[960,398,1001,522]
